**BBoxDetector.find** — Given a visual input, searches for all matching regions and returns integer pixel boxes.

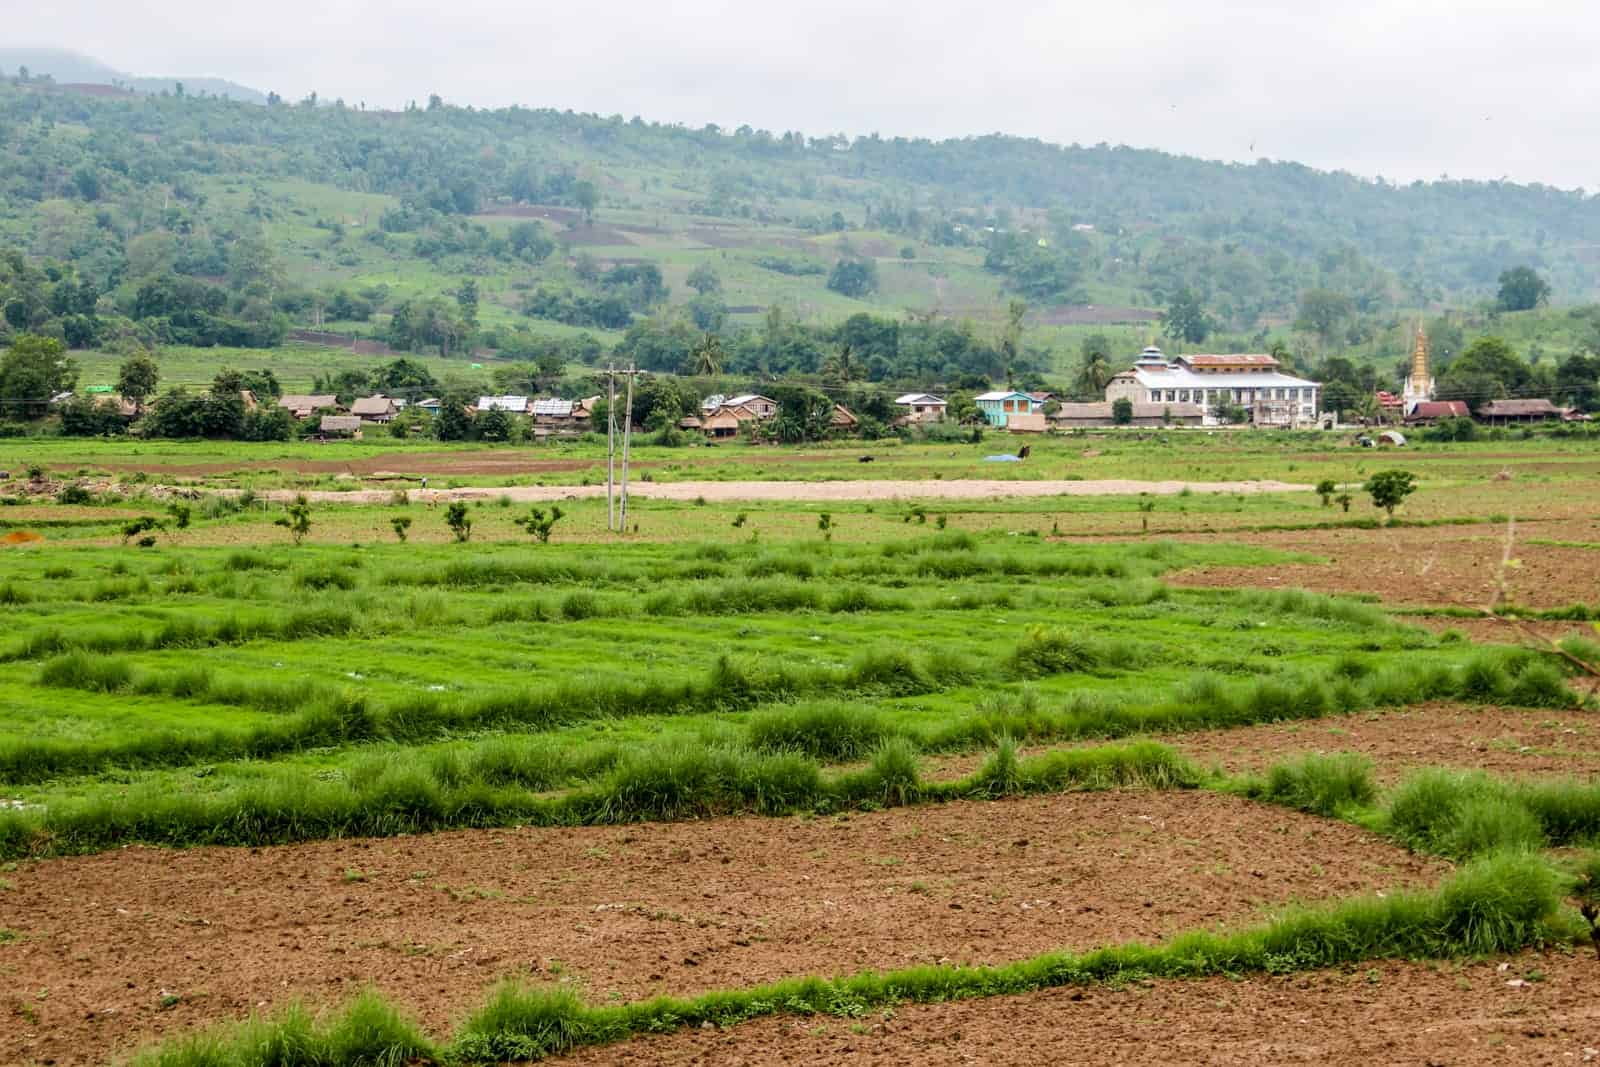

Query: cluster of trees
[520,262,669,329]
[0,237,288,353]
[611,306,1045,386]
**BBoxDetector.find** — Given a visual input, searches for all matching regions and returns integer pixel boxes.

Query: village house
[701,406,746,438]
[318,414,363,439]
[975,390,1042,428]
[1105,347,1320,427]
[892,393,947,424]
[349,395,399,423]
[414,397,442,415]
[1050,401,1205,428]
[531,398,576,427]
[830,404,858,431]
[724,394,778,419]
[279,394,339,419]
[1405,400,1471,424]
[1477,398,1563,424]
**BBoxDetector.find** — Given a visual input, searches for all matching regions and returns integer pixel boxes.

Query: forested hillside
[2,66,1600,409]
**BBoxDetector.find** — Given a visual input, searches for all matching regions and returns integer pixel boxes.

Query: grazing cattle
[858,455,876,463]
[1017,444,1032,460]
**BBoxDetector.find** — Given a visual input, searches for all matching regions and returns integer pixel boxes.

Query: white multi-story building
[1105,347,1321,427]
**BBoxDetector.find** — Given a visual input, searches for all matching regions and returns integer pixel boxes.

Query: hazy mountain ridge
[0,47,265,104]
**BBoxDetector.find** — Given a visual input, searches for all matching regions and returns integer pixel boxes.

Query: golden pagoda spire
[1409,324,1430,388]
[1403,322,1435,411]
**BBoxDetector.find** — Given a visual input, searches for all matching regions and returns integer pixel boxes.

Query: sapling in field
[167,503,191,529]
[1364,469,1417,522]
[1315,478,1337,507]
[818,512,835,542]
[1335,492,1353,512]
[1137,498,1156,533]
[274,498,313,545]
[517,505,564,544]
[391,515,412,543]
[445,502,472,543]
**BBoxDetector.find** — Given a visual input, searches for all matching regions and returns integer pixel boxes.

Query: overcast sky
[14,0,1600,190]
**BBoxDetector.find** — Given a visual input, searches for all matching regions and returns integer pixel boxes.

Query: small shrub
[445,502,472,543]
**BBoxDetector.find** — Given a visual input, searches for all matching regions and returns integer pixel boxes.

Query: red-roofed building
[1406,400,1471,423]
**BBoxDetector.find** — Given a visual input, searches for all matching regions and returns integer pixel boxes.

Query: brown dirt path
[2,792,1442,1066]
[551,951,1600,1066]
[238,478,1308,505]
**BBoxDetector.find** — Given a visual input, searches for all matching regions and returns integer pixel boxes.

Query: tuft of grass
[1249,753,1377,818]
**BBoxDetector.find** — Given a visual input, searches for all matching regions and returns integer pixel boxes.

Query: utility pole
[619,361,636,531]
[606,362,616,531]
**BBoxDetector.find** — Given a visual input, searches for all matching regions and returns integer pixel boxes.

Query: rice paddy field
[2,434,1600,1065]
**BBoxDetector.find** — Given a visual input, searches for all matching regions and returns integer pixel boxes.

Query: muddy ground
[2,792,1442,1066]
[551,951,1600,1066]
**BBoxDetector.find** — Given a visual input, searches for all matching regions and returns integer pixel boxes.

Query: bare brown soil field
[919,704,1600,788]
[1169,519,1600,610]
[1,792,1443,1066]
[551,951,1599,1066]
[1169,702,1600,784]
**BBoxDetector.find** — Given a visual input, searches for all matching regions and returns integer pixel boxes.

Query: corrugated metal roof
[975,391,1032,402]
[1123,367,1318,389]
[1180,354,1280,367]
[531,399,574,417]
[894,393,946,405]
[477,396,529,412]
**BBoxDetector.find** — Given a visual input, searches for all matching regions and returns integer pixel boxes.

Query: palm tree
[822,344,860,384]
[691,333,724,377]
[1075,351,1113,399]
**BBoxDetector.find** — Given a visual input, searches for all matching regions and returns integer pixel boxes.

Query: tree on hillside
[1163,288,1212,344]
[1496,266,1551,312]
[686,263,722,295]
[1294,289,1354,344]
[827,257,879,299]
[573,180,598,224]
[0,334,77,419]
[116,353,160,411]
[1438,336,1531,409]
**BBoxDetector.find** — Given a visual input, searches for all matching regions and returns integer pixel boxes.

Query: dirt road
[238,478,1308,505]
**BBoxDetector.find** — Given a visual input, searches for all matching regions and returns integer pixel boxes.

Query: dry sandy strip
[239,478,1309,505]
